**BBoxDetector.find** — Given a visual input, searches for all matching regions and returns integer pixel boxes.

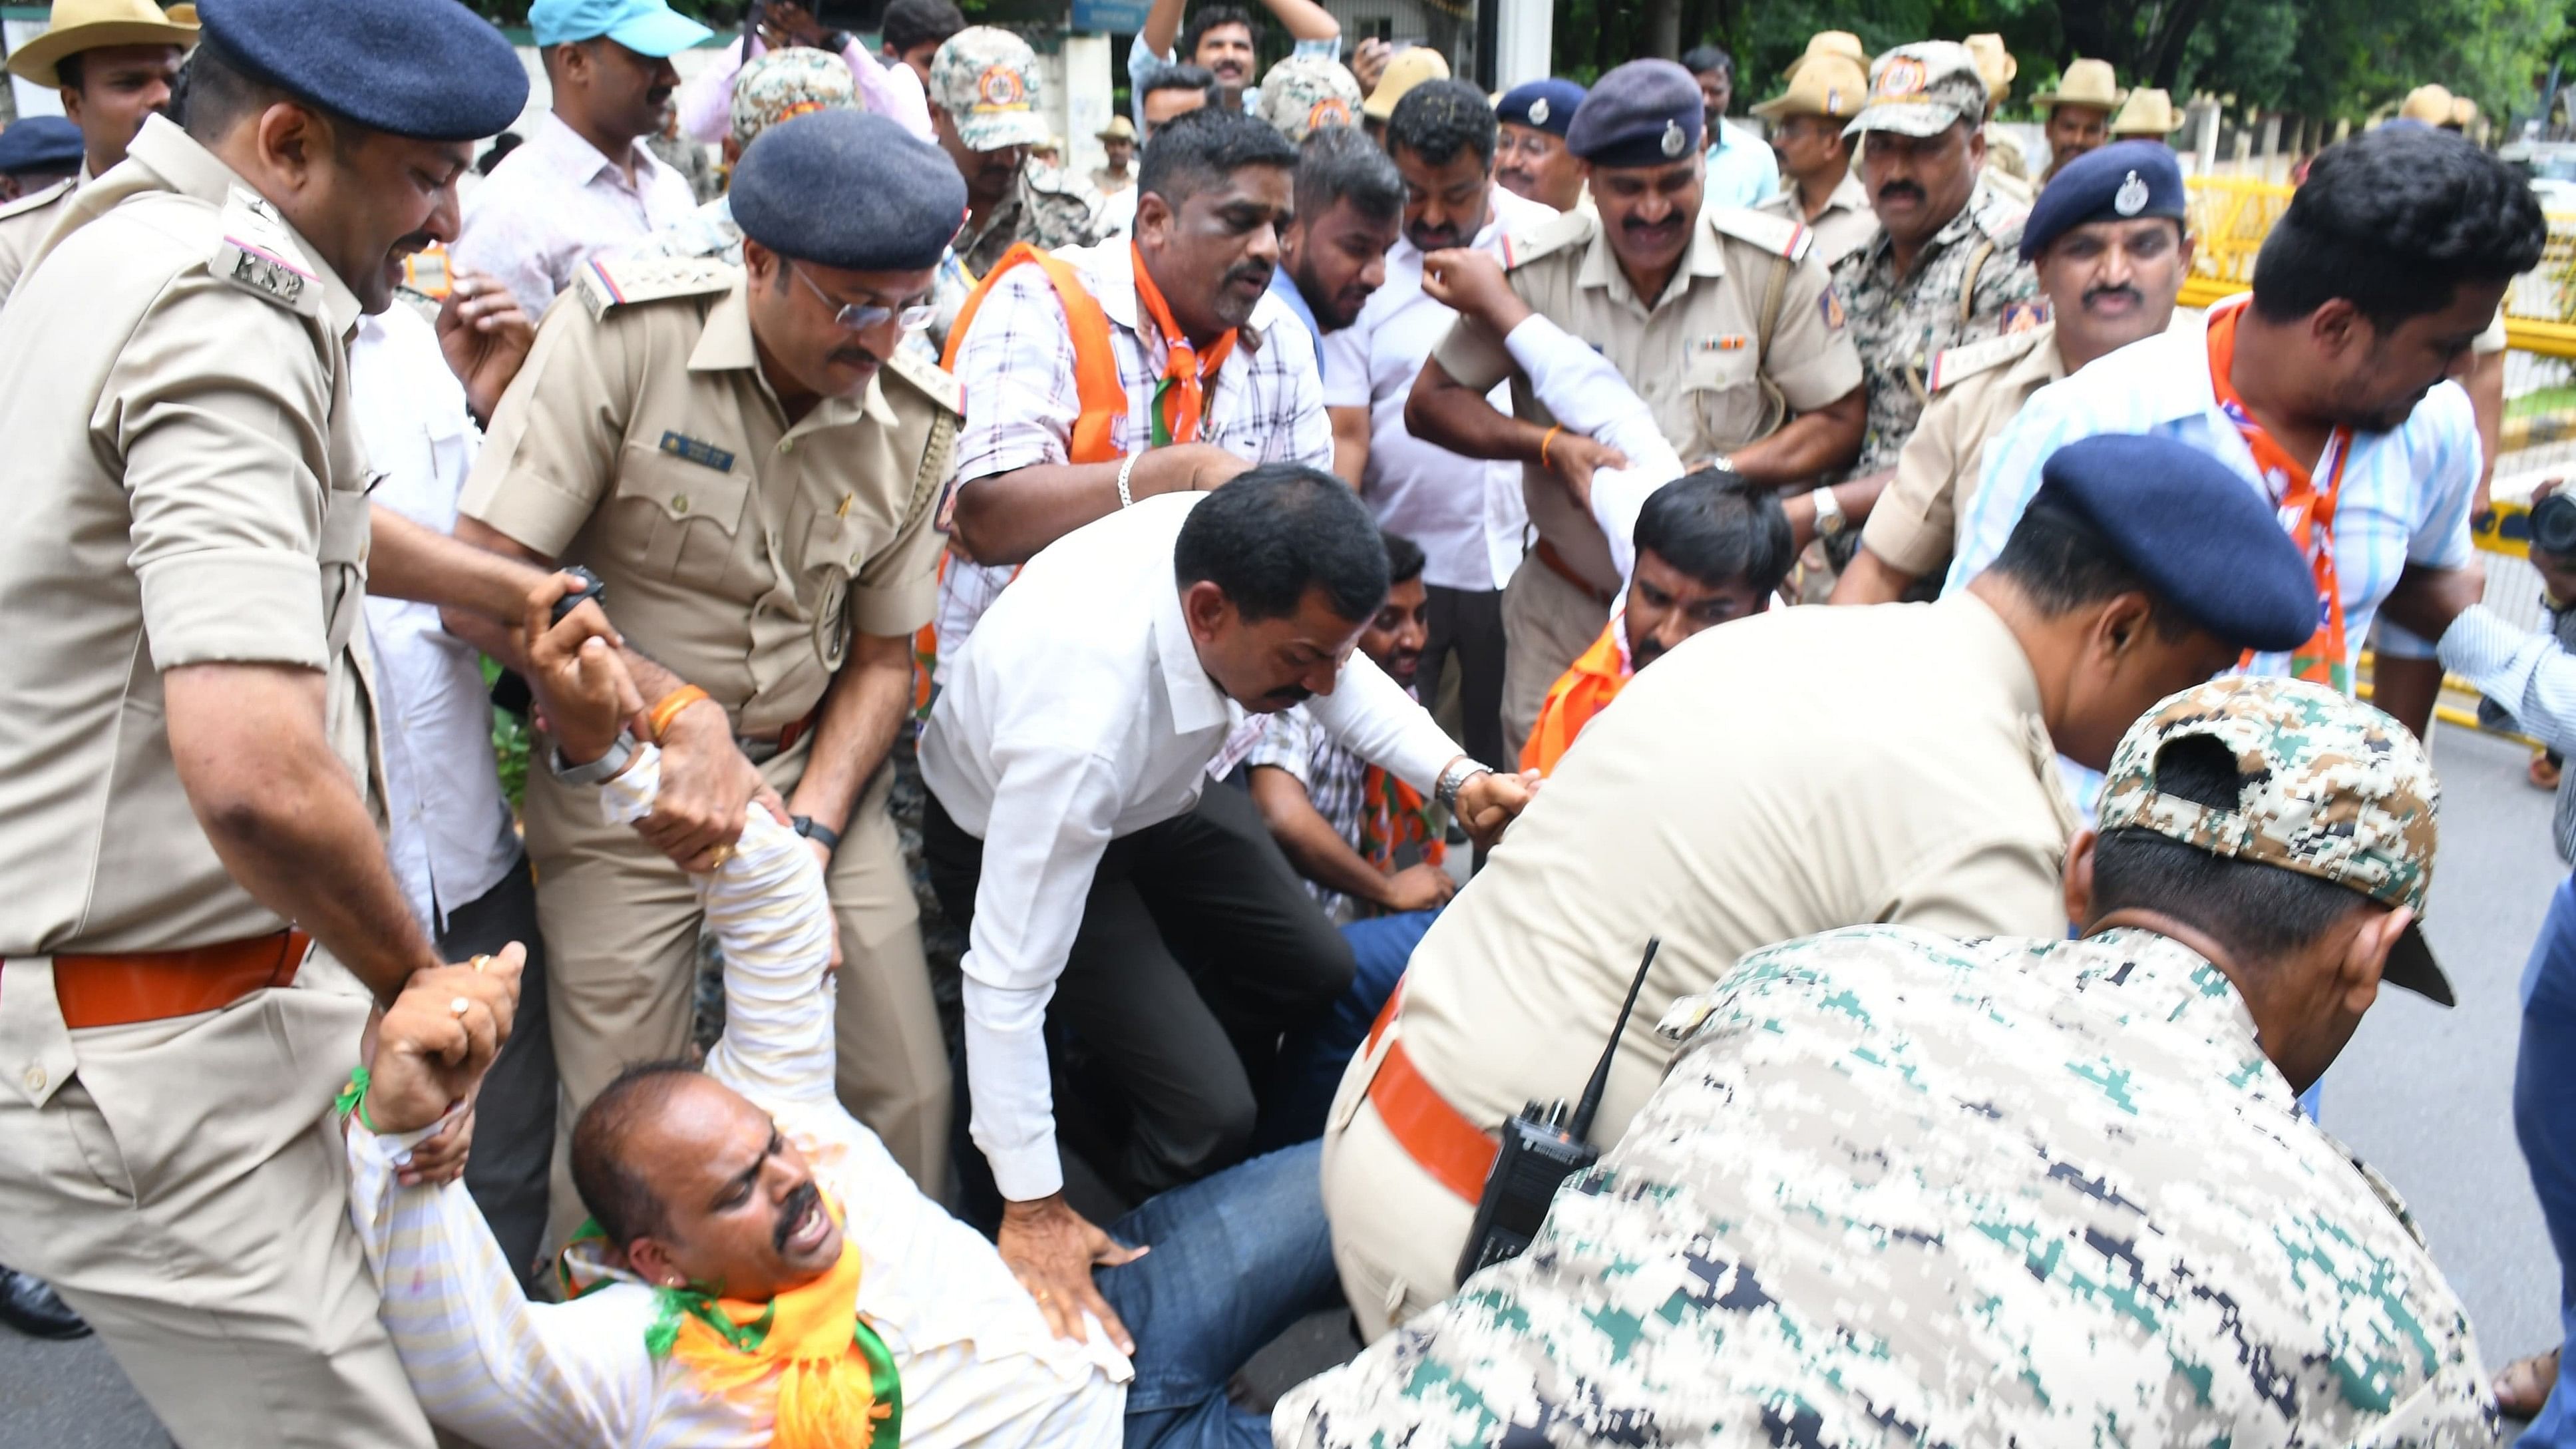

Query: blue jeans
[2519,876,2576,1443]
[1098,1141,1344,1449]
[1257,909,1439,1149]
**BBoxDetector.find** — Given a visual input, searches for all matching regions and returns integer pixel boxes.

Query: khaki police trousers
[0,950,433,1448]
[1318,1026,1481,1342]
[522,732,949,1245]
[1499,553,1612,768]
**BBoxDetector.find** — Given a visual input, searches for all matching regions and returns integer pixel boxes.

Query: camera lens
[2533,493,2576,556]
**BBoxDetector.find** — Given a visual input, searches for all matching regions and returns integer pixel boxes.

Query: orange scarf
[1129,240,1236,447]
[2205,300,2351,692]
[1520,621,1632,777]
[1358,767,1445,879]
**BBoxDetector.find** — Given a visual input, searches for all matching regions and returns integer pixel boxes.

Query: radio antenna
[1568,936,1658,1141]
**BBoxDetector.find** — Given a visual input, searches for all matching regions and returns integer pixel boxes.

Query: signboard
[1071,0,1151,34]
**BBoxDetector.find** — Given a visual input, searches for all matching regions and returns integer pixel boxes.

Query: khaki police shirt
[1383,592,2077,1156]
[1861,321,2064,576]
[460,257,958,735]
[0,174,76,310]
[1434,206,1865,594]
[1753,168,1880,272]
[0,116,377,955]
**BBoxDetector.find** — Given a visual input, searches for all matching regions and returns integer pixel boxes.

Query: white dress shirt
[1323,185,1553,593]
[348,304,519,934]
[349,748,1131,1449]
[918,493,1463,1200]
[453,112,700,319]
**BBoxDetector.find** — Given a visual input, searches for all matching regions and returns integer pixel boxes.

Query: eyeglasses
[790,262,936,333]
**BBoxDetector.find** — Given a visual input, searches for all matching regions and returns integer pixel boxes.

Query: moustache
[647,87,674,107]
[829,343,886,370]
[2082,284,2143,311]
[1876,181,1925,206]
[773,1180,822,1253]
[1224,259,1274,292]
[1264,684,1313,707]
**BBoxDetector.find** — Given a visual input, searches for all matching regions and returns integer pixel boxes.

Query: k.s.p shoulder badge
[210,186,321,315]
[574,254,737,320]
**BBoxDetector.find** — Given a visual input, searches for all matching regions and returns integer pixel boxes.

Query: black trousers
[1423,584,1507,769]
[922,780,1354,1204]
[435,857,557,1292]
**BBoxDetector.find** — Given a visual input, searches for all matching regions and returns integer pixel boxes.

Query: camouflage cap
[2098,676,2454,1006]
[729,45,857,152]
[928,25,1049,152]
[1845,41,1988,140]
[1256,53,1363,142]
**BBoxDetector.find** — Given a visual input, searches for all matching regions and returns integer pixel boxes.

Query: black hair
[1986,499,2190,639]
[568,1059,704,1249]
[2251,123,2545,333]
[2088,733,2372,964]
[1679,45,1734,81]
[179,33,334,147]
[1295,122,1403,228]
[54,53,83,92]
[1381,529,1427,586]
[1143,62,1219,102]
[476,130,524,175]
[1139,104,1296,206]
[1175,463,1390,622]
[1181,4,1257,61]
[880,0,966,56]
[1632,469,1794,594]
[1385,78,1497,168]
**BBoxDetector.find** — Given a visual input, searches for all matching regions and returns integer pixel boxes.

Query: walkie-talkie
[1455,937,1661,1283]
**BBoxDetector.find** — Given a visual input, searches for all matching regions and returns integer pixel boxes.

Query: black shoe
[0,1267,90,1340]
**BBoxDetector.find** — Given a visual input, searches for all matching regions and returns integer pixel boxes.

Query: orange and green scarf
[1130,240,1238,448]
[2207,300,2352,693]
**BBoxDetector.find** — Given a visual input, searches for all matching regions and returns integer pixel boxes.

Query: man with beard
[0,0,550,1436]
[1327,81,1555,769]
[933,27,1103,278]
[1833,42,2044,487]
[1127,0,1341,132]
[0,0,195,307]
[1405,59,1865,764]
[453,0,708,319]
[1271,123,1401,391]
[919,468,1531,1353]
[1493,78,1586,214]
[1835,141,2193,603]
[1948,122,2545,753]
[450,110,971,1221]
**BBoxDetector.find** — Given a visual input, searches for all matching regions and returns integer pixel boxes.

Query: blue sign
[1072,0,1152,32]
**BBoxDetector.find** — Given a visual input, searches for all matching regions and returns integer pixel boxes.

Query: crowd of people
[0,0,2573,1444]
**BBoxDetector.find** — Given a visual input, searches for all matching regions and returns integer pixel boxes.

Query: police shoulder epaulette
[1706,206,1813,264]
[1925,325,2047,393]
[207,185,323,315]
[574,254,736,319]
[1501,206,1596,270]
[0,176,73,222]
[880,345,964,417]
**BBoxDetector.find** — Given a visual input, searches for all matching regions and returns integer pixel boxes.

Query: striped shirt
[347,747,1130,1449]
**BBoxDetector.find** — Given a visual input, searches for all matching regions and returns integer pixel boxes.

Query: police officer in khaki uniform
[1407,58,1866,764]
[1964,33,2034,204]
[0,0,195,306]
[1749,51,1878,270]
[1836,140,2194,604]
[0,0,542,1440]
[455,109,964,1213]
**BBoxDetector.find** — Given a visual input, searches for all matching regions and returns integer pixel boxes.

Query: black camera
[2533,492,2576,558]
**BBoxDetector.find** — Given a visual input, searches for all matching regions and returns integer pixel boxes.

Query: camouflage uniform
[1255,53,1364,143]
[930,28,1102,277]
[953,166,1103,277]
[1279,678,2490,1449]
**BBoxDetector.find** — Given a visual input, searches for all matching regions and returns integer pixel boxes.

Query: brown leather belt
[23,930,312,1031]
[1361,986,1499,1203]
[1533,540,1618,609]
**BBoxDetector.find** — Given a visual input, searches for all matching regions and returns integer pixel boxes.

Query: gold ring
[470,954,493,974]
[707,843,736,869]
[1035,1289,1051,1302]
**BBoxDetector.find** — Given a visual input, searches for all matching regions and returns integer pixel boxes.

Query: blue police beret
[196,0,527,143]
[2018,138,2186,262]
[730,110,968,273]
[1565,59,1703,167]
[1497,78,1586,138]
[0,116,83,178]
[2028,433,2317,651]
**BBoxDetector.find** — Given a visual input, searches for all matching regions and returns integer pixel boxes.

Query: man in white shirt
[1329,79,1554,769]
[452,0,708,317]
[918,467,1531,1348]
[349,273,561,1289]
[347,590,1346,1449]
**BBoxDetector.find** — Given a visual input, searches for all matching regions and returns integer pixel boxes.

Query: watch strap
[551,729,637,786]
[792,815,842,853]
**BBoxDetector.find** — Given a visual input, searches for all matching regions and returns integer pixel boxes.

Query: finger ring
[1035,1289,1051,1302]
[470,954,493,974]
[450,996,472,1017]
[707,843,735,868]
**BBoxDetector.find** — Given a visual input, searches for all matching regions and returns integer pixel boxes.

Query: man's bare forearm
[785,634,914,835]
[371,505,548,620]
[1827,544,1915,605]
[166,663,441,1003]
[1779,475,1887,552]
[2372,655,2444,741]
[1405,359,1545,463]
[1248,766,1392,907]
[949,463,1131,566]
[1728,389,1866,485]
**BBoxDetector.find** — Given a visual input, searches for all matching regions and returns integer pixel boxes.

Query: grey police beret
[730,109,969,273]
[194,0,526,143]
[1565,59,1704,168]
[2018,139,2187,262]
[2026,433,2318,652]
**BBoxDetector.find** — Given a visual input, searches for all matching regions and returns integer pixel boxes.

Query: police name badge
[212,187,316,310]
[2115,170,2149,216]
[1662,119,1687,157]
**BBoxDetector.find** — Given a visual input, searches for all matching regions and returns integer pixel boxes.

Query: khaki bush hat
[2398,83,2455,125]
[1362,46,1449,121]
[1751,53,1868,122]
[1781,30,1867,84]
[2110,87,2184,136]
[2034,57,2125,112]
[1962,33,2015,104]
[6,0,197,88]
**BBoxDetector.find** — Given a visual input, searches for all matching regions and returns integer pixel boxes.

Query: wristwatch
[551,729,638,785]
[1433,756,1493,812]
[1709,454,1738,477]
[792,815,842,855]
[1809,485,1848,542]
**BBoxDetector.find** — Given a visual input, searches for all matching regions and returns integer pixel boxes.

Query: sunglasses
[790,262,935,333]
